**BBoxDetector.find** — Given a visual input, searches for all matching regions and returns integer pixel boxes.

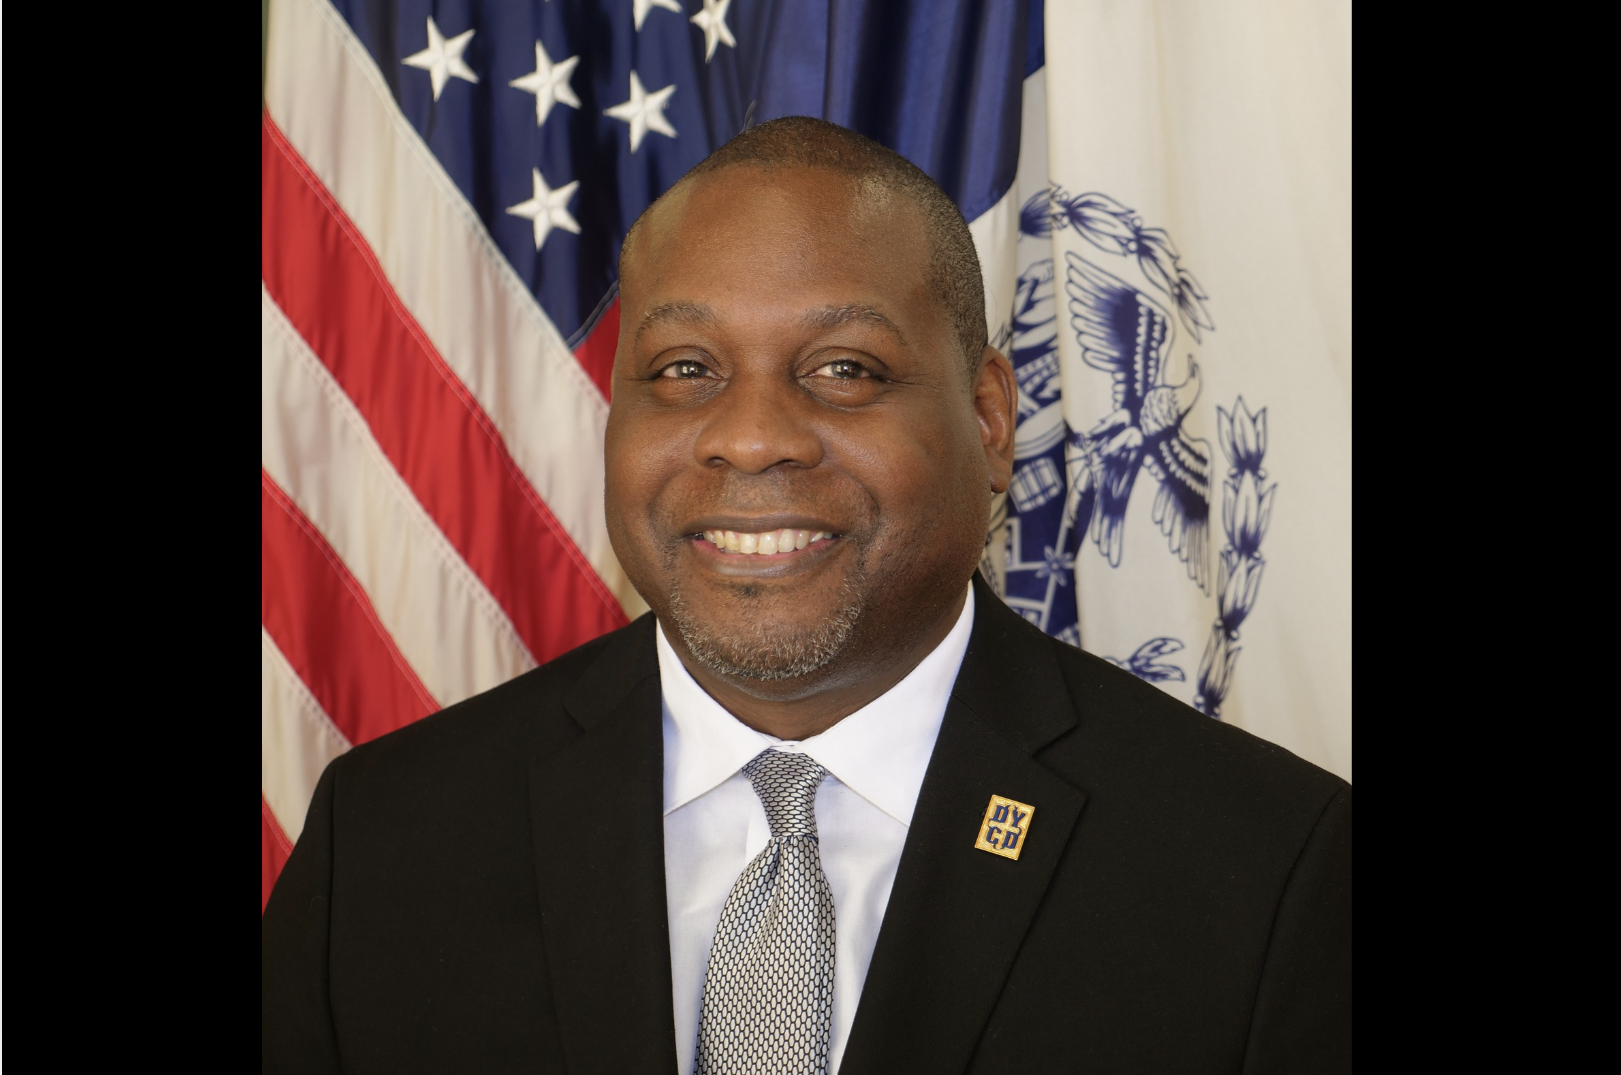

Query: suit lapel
[839,577,1089,1075]
[528,616,679,1075]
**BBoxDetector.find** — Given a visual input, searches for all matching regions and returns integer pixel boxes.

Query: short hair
[622,116,987,373]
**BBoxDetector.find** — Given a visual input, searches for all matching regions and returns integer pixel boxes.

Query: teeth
[703,528,832,555]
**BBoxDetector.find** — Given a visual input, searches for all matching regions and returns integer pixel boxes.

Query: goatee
[665,570,866,682]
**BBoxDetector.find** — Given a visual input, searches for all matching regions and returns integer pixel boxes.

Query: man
[263,117,1350,1074]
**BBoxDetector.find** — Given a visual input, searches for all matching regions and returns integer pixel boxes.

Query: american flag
[261,0,1037,907]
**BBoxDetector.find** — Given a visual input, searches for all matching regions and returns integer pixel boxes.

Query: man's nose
[693,371,824,474]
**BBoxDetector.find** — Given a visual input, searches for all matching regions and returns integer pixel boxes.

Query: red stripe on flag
[262,470,439,742]
[263,795,295,912]
[262,112,629,665]
[572,297,619,401]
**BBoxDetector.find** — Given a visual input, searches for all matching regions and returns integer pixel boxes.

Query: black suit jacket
[263,575,1350,1073]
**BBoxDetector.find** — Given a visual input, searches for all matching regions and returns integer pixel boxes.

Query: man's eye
[812,359,869,380]
[659,360,711,379]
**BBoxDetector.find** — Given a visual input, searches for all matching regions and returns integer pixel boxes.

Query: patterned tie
[694,748,836,1075]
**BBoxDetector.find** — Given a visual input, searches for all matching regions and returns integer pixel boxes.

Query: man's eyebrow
[635,301,718,344]
[801,304,907,344]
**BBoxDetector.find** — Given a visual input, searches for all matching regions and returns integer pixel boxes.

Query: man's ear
[974,346,1017,494]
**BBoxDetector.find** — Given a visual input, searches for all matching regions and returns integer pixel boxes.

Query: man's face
[605,166,1013,694]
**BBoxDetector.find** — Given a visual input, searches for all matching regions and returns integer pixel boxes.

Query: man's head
[604,116,1016,703]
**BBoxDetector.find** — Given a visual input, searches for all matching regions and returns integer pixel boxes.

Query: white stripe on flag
[262,626,351,844]
[263,286,539,706]
[263,0,647,622]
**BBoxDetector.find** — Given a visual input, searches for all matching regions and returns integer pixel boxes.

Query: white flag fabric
[977,2,1351,779]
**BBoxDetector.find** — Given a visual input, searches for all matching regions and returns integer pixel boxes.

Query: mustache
[651,472,879,547]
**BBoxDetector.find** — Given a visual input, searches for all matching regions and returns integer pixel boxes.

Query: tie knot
[743,749,827,839]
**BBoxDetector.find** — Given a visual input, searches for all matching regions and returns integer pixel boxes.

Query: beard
[664,560,868,682]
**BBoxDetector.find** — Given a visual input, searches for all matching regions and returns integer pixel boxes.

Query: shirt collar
[658,584,975,827]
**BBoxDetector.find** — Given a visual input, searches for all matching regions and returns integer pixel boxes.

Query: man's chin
[665,581,865,684]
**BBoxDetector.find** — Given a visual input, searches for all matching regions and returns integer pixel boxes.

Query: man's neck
[663,585,971,741]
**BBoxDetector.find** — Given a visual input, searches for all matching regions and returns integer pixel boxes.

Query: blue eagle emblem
[988,185,1274,718]
[1066,254,1212,592]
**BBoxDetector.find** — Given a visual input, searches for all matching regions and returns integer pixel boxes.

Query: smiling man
[264,118,1350,1075]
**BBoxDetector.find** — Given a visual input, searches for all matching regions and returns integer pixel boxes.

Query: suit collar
[840,573,1089,1074]
[533,614,678,1075]
[560,611,659,731]
[950,572,1079,754]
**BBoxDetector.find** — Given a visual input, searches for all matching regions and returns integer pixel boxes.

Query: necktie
[694,748,836,1075]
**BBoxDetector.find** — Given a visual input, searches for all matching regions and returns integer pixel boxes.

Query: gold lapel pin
[974,794,1035,860]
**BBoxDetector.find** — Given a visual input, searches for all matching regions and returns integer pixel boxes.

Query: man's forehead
[627,164,917,271]
[617,164,946,355]
[633,300,908,346]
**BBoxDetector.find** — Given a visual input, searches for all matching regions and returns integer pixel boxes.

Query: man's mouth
[699,528,835,555]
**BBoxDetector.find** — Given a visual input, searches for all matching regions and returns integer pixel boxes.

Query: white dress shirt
[659,585,975,1075]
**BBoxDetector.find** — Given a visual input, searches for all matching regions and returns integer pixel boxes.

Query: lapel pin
[974,794,1034,860]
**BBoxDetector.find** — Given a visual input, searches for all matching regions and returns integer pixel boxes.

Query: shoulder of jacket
[1045,637,1348,808]
[333,617,645,780]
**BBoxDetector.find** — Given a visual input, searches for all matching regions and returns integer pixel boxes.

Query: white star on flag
[633,0,683,32]
[505,168,582,251]
[690,0,737,62]
[604,71,678,153]
[508,42,581,127]
[402,17,479,101]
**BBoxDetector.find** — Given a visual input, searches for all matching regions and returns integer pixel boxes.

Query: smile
[699,528,834,555]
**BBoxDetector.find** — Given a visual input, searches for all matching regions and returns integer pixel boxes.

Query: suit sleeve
[263,760,343,1074]
[1241,785,1351,1075]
